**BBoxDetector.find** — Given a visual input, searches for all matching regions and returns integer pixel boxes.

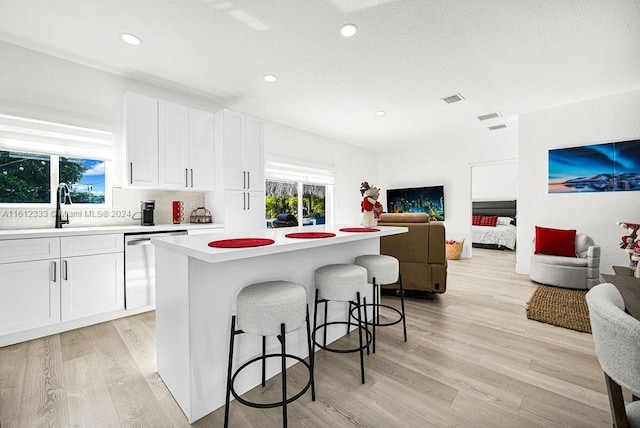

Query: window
[265,161,334,228]
[0,114,112,206]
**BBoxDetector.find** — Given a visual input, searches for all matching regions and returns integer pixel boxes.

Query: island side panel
[155,247,193,421]
[186,238,379,422]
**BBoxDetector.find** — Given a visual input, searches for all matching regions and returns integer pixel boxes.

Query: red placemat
[208,238,275,248]
[339,227,380,232]
[285,232,336,239]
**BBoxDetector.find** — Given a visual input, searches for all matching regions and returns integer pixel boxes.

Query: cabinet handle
[185,169,189,187]
[50,261,57,282]
[247,192,250,210]
[62,260,68,281]
[191,169,194,188]
[247,171,250,189]
[243,171,247,189]
[243,192,247,210]
[129,163,133,184]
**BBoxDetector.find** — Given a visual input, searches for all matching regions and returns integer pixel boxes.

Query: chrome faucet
[55,183,72,228]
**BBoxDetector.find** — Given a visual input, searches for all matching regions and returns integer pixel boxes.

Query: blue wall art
[548,139,640,193]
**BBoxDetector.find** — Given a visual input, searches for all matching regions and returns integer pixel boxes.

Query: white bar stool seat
[353,254,407,353]
[224,280,315,428]
[313,264,371,384]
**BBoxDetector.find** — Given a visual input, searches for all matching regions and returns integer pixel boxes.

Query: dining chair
[586,283,640,428]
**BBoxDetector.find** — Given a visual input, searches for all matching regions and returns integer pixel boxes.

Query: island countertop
[151,224,408,264]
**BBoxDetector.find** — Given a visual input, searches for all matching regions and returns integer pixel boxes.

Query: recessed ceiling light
[263,74,277,82]
[120,32,142,46]
[375,111,385,116]
[477,112,502,121]
[340,24,358,37]
[488,124,507,131]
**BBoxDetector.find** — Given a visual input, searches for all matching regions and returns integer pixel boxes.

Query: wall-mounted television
[386,185,445,220]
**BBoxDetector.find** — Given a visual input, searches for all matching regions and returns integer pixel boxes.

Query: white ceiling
[0,0,639,152]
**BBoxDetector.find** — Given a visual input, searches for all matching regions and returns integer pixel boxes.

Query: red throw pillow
[479,215,498,227]
[534,226,577,257]
[472,215,482,225]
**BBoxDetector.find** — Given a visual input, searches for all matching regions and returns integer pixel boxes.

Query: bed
[472,200,517,250]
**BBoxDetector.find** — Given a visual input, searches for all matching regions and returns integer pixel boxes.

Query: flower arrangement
[617,222,640,273]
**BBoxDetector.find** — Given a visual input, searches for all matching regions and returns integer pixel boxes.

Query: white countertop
[0,223,225,240]
[151,224,408,264]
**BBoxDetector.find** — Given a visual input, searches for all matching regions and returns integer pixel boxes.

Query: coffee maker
[141,200,155,226]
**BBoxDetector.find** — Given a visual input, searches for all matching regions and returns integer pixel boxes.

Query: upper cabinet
[125,92,159,187]
[124,92,215,190]
[218,110,264,192]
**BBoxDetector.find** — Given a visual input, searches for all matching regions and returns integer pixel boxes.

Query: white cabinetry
[0,238,60,336]
[125,92,159,187]
[125,92,215,190]
[60,234,124,321]
[159,102,215,190]
[216,109,265,231]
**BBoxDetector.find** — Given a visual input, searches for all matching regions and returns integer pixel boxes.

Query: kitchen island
[151,224,407,423]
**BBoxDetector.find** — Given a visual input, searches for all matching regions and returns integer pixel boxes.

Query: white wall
[377,124,518,258]
[0,41,375,228]
[471,160,518,201]
[517,89,640,275]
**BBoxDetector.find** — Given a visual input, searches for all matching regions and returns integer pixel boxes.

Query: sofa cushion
[575,233,596,258]
[531,253,587,267]
[535,226,577,257]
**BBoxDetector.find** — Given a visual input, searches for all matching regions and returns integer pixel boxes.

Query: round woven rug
[526,285,592,333]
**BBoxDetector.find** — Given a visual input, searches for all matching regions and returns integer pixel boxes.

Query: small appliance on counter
[189,206,212,224]
[141,200,155,226]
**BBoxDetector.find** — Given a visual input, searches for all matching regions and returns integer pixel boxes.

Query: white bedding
[472,224,517,250]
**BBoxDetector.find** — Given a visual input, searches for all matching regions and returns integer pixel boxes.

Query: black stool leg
[305,305,316,400]
[313,289,319,352]
[323,298,328,347]
[356,291,365,384]
[347,301,353,335]
[363,296,370,356]
[224,315,237,428]
[372,277,378,354]
[262,335,267,386]
[399,273,407,342]
[279,323,288,428]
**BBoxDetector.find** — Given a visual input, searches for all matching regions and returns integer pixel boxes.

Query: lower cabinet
[0,259,60,336]
[61,252,125,321]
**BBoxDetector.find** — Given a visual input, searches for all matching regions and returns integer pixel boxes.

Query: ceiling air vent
[477,112,501,121]
[488,124,507,131]
[442,93,465,104]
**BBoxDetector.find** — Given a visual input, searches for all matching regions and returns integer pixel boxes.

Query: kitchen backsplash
[0,188,206,229]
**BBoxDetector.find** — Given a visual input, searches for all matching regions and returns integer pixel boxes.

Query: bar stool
[353,255,407,353]
[224,280,315,428]
[313,264,371,384]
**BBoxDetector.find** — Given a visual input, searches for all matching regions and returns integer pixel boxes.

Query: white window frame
[0,114,113,207]
[265,161,335,226]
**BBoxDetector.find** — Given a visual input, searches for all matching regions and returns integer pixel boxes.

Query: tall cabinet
[124,92,215,190]
[216,109,265,232]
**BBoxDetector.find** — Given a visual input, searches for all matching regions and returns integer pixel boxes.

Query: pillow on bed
[479,215,498,227]
[534,226,576,257]
[497,216,513,226]
[472,215,482,225]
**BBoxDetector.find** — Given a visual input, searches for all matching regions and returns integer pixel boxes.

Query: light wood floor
[0,248,613,427]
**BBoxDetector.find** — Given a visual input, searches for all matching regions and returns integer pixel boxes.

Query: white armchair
[529,233,601,290]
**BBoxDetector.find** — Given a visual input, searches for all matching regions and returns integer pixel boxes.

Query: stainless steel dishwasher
[124,230,188,310]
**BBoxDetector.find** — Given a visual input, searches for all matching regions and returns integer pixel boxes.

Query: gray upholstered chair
[529,233,601,289]
[586,283,640,427]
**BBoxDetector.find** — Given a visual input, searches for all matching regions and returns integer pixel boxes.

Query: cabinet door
[188,108,215,190]
[159,101,189,189]
[222,110,246,191]
[61,253,124,321]
[244,115,264,191]
[125,92,158,187]
[0,260,60,336]
[246,191,266,230]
